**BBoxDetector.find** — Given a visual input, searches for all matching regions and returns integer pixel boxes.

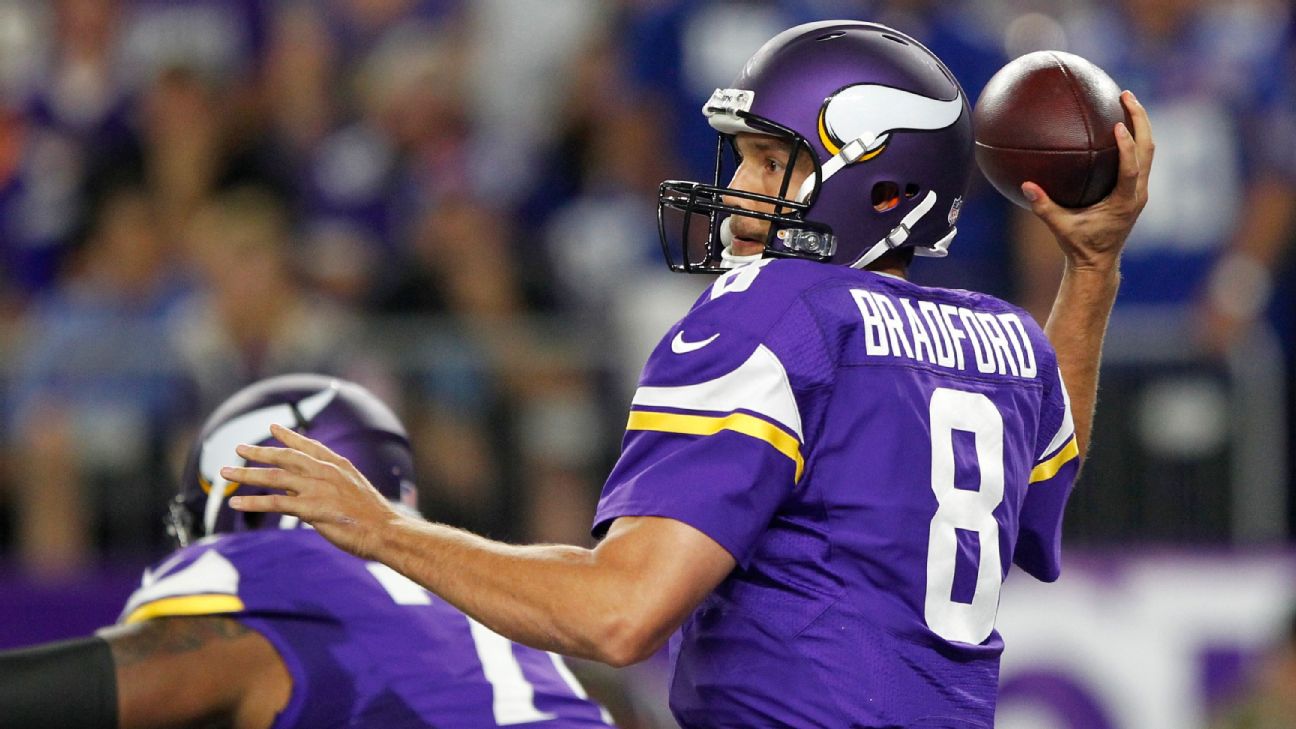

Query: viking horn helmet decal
[818,84,964,159]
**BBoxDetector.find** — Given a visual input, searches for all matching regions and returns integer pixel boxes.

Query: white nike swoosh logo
[671,331,720,354]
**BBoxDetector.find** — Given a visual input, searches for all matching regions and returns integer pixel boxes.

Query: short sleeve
[118,531,341,624]
[1013,365,1080,582]
[592,309,805,568]
[119,540,247,624]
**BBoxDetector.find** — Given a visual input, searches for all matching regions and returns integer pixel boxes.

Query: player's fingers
[228,493,296,515]
[219,465,305,495]
[270,423,352,471]
[270,423,365,479]
[1021,181,1063,228]
[235,443,331,479]
[1120,90,1153,204]
[1110,120,1141,204]
[1121,90,1154,167]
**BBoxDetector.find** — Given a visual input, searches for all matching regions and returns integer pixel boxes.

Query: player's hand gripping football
[224,423,400,561]
[1022,90,1153,272]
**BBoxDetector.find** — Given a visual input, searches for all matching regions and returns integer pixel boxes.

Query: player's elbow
[595,628,658,668]
[590,610,663,668]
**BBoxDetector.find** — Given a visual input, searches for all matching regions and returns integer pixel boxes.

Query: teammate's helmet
[167,373,416,546]
[658,20,973,273]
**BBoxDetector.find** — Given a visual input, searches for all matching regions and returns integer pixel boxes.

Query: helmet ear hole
[872,181,901,212]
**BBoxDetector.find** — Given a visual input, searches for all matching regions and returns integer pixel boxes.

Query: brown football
[973,50,1127,209]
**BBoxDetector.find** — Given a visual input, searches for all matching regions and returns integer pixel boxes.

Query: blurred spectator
[378,194,604,544]
[262,3,339,159]
[5,186,189,575]
[90,63,291,245]
[321,0,460,66]
[0,103,69,307]
[370,197,513,537]
[30,0,131,140]
[117,0,270,86]
[296,11,469,280]
[624,0,825,178]
[539,37,699,398]
[1212,609,1296,729]
[168,186,381,415]
[0,1,129,304]
[463,0,612,205]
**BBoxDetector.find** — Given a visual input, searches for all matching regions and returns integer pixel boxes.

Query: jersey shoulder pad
[120,531,344,624]
[120,538,246,624]
[644,260,840,391]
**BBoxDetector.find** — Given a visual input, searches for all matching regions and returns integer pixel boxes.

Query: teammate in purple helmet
[0,374,613,729]
[229,21,1154,727]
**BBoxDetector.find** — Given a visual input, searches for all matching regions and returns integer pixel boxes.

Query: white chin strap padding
[718,217,764,269]
[850,190,939,269]
[720,248,764,268]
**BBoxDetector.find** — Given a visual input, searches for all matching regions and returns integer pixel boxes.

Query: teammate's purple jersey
[120,530,614,729]
[594,259,1078,728]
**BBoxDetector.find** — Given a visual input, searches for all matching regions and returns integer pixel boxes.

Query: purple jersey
[594,259,1078,728]
[120,530,614,729]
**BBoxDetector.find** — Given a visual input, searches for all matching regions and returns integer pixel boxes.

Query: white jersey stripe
[632,344,803,440]
[121,548,241,621]
[1038,367,1075,461]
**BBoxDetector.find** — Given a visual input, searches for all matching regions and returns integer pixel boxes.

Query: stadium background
[0,0,1294,726]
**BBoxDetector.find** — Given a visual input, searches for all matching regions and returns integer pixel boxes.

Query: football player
[0,374,613,729]
[227,21,1153,727]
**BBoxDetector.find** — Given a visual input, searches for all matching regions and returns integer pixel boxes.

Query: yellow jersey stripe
[626,409,804,483]
[123,594,246,625]
[1029,436,1079,484]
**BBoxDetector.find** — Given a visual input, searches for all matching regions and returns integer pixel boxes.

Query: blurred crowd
[0,0,1295,578]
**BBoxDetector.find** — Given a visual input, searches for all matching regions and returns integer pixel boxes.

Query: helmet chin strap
[796,135,877,202]
[718,216,764,269]
[850,189,939,269]
[721,131,941,271]
[788,131,953,269]
[916,227,956,258]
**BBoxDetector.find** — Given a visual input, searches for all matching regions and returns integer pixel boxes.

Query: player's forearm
[1044,263,1120,459]
[1227,176,1296,266]
[0,637,118,729]
[1206,178,1296,318]
[372,514,651,666]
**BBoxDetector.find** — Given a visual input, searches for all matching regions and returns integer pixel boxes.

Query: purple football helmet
[658,20,973,273]
[167,373,416,546]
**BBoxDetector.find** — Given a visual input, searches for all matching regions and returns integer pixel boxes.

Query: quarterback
[229,21,1152,727]
[0,375,612,729]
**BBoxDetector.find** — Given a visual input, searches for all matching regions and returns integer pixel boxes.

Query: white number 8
[924,388,1005,644]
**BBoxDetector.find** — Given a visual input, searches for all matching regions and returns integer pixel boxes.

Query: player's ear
[796,141,815,169]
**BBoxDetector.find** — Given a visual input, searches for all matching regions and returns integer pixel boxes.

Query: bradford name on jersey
[121,529,615,729]
[594,258,1078,728]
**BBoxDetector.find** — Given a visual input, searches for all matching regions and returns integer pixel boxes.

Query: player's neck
[866,261,909,280]
[863,248,911,280]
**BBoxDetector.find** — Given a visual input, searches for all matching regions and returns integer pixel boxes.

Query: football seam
[973,143,1114,153]
[1048,51,1097,151]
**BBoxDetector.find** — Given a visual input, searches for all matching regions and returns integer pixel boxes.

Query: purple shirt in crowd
[595,258,1079,728]
[120,529,614,729]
